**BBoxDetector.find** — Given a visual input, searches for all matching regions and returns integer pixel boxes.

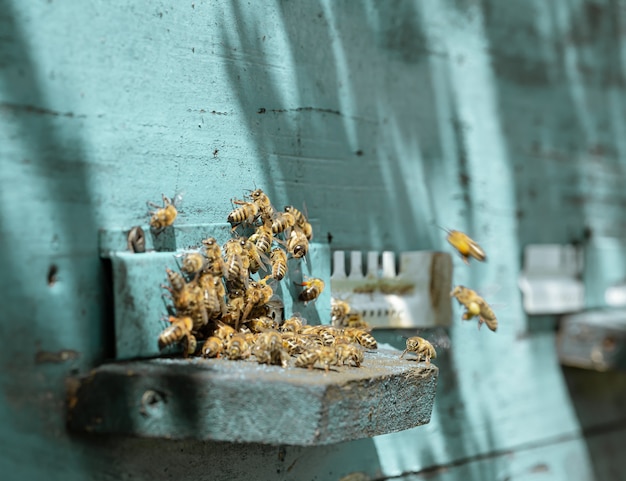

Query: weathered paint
[67,350,438,445]
[3,0,626,480]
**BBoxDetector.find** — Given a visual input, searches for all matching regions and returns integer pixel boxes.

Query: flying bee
[227,199,259,226]
[343,327,378,349]
[336,344,364,367]
[158,316,196,357]
[450,285,498,331]
[181,251,206,278]
[225,333,251,360]
[287,228,309,258]
[252,219,274,254]
[298,277,325,304]
[148,194,180,230]
[400,336,437,364]
[331,298,351,326]
[201,336,223,358]
[442,227,486,265]
[270,247,288,281]
[249,188,275,222]
[271,211,296,235]
[242,278,274,321]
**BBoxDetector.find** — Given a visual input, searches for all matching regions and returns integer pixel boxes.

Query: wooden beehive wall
[2,1,626,480]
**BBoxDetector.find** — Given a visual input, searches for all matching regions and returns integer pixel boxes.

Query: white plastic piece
[605,283,626,308]
[331,250,453,328]
[518,244,584,315]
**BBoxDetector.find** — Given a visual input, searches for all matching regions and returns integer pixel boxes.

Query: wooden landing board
[67,349,437,446]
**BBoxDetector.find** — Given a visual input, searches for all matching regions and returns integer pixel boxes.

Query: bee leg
[399,349,408,359]
[461,255,470,265]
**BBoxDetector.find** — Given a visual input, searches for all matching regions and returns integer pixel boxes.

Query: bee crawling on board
[400,336,437,364]
[298,277,325,305]
[157,316,197,357]
[294,346,338,373]
[440,227,486,265]
[252,330,289,367]
[201,336,224,358]
[450,285,498,332]
[148,193,182,231]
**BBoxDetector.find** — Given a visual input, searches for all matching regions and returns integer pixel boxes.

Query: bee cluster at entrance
[154,188,378,372]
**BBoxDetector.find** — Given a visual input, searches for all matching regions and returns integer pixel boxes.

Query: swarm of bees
[154,188,378,372]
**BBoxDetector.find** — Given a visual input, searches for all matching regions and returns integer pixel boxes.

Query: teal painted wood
[67,351,438,445]
[3,1,626,480]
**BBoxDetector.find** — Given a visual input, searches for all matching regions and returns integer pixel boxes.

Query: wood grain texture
[67,350,438,445]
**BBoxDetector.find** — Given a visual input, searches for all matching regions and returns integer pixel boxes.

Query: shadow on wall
[0,0,110,465]
[219,1,510,479]
[218,0,459,253]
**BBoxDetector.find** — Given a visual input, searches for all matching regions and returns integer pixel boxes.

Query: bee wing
[172,191,185,209]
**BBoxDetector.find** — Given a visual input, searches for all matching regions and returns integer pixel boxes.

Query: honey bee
[400,336,437,363]
[148,194,179,230]
[285,205,313,240]
[280,315,305,334]
[443,228,486,264]
[164,267,186,294]
[287,228,309,258]
[201,237,225,277]
[242,278,274,321]
[181,251,205,277]
[201,336,223,358]
[223,291,246,327]
[450,285,497,331]
[199,274,225,319]
[271,212,296,235]
[227,199,259,226]
[270,247,288,281]
[307,325,339,346]
[336,344,364,367]
[225,333,251,360]
[223,238,249,289]
[242,238,265,274]
[253,330,289,367]
[158,316,195,357]
[344,312,371,330]
[246,316,279,333]
[252,220,274,254]
[298,277,325,304]
[249,188,274,221]
[214,322,236,342]
[282,333,316,355]
[331,298,351,326]
[343,327,378,349]
[294,346,337,373]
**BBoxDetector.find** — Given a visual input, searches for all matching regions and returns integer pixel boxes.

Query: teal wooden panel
[3,0,626,481]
